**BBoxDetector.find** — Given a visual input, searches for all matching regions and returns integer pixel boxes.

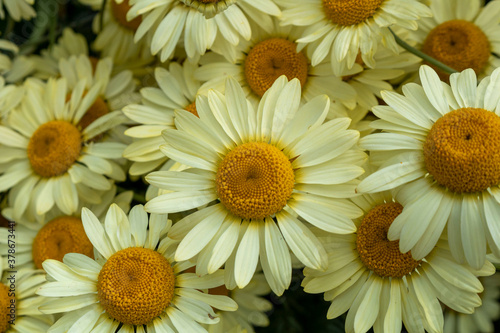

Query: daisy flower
[37,204,238,332]
[30,28,89,80]
[92,0,154,67]
[331,45,421,109]
[444,273,500,333]
[194,19,356,118]
[145,76,366,295]
[127,0,280,62]
[123,61,201,176]
[357,65,500,270]
[59,54,137,126]
[275,0,431,74]
[302,189,495,333]
[0,269,54,332]
[0,76,128,221]
[410,0,500,81]
[0,186,133,271]
[0,0,35,21]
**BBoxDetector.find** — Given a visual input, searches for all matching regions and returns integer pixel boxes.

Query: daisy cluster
[0,0,499,332]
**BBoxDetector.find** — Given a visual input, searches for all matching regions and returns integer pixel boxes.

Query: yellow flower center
[32,216,94,270]
[244,38,308,97]
[216,142,295,220]
[27,121,82,178]
[97,247,175,326]
[424,107,500,193]
[356,202,421,278]
[0,284,13,333]
[422,20,490,81]
[111,0,142,31]
[184,101,199,118]
[322,0,384,26]
[78,96,110,130]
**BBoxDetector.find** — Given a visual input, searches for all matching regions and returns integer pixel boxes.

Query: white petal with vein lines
[145,190,217,214]
[277,210,327,270]
[234,221,261,289]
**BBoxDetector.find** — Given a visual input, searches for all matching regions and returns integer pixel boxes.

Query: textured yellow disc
[184,101,199,117]
[244,38,308,97]
[78,96,110,130]
[422,20,490,80]
[111,0,142,31]
[424,107,500,193]
[216,142,295,220]
[32,216,94,269]
[0,284,13,332]
[356,202,421,278]
[322,0,384,26]
[97,247,175,326]
[27,121,82,178]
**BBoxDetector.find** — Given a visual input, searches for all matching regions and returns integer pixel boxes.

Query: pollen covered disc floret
[356,202,421,278]
[424,107,500,193]
[32,216,94,269]
[322,0,384,26]
[183,101,199,118]
[27,120,82,178]
[216,142,295,220]
[422,20,490,79]
[111,0,142,31]
[97,247,175,326]
[244,38,308,97]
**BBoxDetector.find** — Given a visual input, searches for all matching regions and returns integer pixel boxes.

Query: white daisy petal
[234,221,261,288]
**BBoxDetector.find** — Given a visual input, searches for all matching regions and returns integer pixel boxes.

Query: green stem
[388,27,458,75]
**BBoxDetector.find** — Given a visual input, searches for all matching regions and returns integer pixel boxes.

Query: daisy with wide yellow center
[126,0,280,62]
[410,0,500,81]
[145,76,366,295]
[0,74,128,222]
[275,0,431,74]
[0,186,132,270]
[0,269,54,333]
[357,65,500,270]
[123,61,202,176]
[37,204,237,332]
[302,190,495,333]
[194,18,357,119]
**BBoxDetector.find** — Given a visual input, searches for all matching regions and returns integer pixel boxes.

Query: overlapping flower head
[29,28,89,80]
[123,61,201,176]
[0,0,35,21]
[410,0,500,81]
[0,186,132,271]
[443,272,500,333]
[127,0,281,62]
[194,18,357,119]
[275,0,431,74]
[302,189,495,332]
[37,204,238,332]
[0,269,54,332]
[358,65,500,270]
[145,76,366,295]
[0,70,129,222]
[89,0,154,67]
